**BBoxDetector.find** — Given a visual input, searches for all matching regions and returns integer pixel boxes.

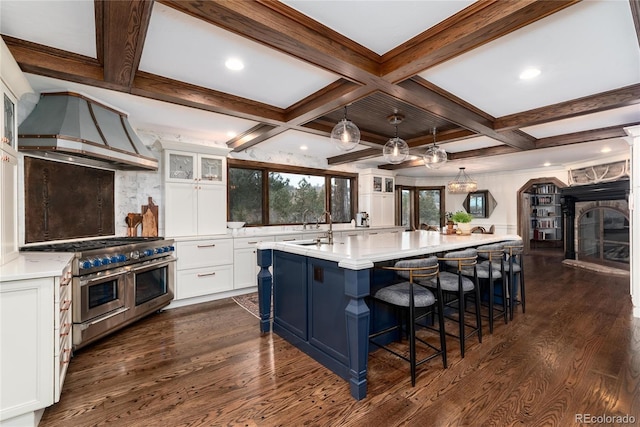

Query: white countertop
[172,225,406,241]
[257,230,521,270]
[0,252,74,282]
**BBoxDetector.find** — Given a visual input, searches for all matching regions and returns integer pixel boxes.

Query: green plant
[450,210,472,223]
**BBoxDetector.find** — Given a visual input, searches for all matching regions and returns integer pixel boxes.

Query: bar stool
[432,249,482,358]
[475,243,507,333]
[502,241,525,319]
[369,256,447,386]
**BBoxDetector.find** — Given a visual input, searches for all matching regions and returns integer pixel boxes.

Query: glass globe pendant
[331,106,360,151]
[423,127,447,169]
[382,114,409,164]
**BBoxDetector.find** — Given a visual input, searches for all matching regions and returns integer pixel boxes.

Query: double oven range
[22,237,176,350]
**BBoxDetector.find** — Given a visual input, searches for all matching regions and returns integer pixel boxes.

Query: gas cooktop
[20,237,165,252]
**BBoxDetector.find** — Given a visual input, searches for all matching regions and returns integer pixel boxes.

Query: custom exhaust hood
[18,92,158,171]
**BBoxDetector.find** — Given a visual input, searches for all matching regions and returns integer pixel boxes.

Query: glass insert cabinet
[166,152,223,184]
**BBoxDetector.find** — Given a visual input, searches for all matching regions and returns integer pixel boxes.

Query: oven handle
[79,269,128,286]
[79,307,129,330]
[131,258,175,272]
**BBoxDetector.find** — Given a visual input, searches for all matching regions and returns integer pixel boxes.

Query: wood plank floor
[40,253,639,426]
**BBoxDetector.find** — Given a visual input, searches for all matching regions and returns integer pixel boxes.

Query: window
[228,159,357,226]
[395,185,444,230]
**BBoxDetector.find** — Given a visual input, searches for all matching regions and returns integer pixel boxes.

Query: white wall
[396,167,567,234]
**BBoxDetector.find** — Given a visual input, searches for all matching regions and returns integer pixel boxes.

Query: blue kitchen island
[256,230,520,400]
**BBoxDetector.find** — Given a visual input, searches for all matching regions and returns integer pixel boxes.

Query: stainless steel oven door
[127,257,175,321]
[73,269,127,323]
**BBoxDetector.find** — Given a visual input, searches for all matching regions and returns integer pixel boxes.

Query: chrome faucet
[319,210,333,244]
[302,209,310,230]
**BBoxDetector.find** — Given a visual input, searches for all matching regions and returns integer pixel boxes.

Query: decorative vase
[457,222,472,235]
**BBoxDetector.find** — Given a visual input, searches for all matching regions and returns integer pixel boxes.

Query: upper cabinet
[2,84,17,150]
[158,141,231,237]
[166,151,225,184]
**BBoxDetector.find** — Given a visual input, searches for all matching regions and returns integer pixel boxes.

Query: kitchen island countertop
[256,230,521,400]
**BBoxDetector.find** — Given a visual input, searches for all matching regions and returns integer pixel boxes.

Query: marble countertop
[0,252,74,283]
[173,225,406,241]
[257,230,521,270]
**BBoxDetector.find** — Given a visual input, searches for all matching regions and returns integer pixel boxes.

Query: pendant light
[423,127,447,169]
[447,167,477,193]
[382,113,409,164]
[331,106,360,151]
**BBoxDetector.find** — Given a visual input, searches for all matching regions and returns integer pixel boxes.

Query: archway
[516,177,567,254]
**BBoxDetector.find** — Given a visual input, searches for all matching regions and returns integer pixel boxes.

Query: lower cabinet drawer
[176,264,233,299]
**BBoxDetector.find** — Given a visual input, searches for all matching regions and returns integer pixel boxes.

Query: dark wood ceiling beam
[284,81,372,124]
[495,84,640,130]
[99,0,153,88]
[535,123,640,149]
[158,0,379,84]
[381,0,580,83]
[131,72,286,124]
[227,124,280,151]
[3,36,106,87]
[328,148,382,165]
[379,144,521,170]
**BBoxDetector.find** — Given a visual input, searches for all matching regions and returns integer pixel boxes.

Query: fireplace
[560,180,630,270]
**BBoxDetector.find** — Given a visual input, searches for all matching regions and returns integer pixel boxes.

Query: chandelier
[447,167,477,193]
[423,127,447,169]
[382,113,409,164]
[330,106,360,151]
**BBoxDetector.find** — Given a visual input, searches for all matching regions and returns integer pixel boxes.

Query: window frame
[395,185,445,230]
[227,158,358,226]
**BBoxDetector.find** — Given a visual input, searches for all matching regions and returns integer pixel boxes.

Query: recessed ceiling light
[225,58,244,71]
[543,162,551,167]
[227,131,237,138]
[300,145,308,151]
[601,147,612,153]
[519,67,541,80]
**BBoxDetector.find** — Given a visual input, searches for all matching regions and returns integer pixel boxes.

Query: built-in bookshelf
[529,183,562,246]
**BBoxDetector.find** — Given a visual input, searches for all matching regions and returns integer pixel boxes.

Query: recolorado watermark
[575,413,636,424]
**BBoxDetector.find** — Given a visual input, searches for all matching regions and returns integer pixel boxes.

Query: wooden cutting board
[141,197,159,237]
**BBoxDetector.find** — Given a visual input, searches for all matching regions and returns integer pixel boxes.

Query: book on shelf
[535,184,557,194]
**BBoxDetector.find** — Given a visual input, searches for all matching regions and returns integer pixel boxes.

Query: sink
[295,240,332,246]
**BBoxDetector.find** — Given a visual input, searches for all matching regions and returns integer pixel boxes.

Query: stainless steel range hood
[18,92,158,171]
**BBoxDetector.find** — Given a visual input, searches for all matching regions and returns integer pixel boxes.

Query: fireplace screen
[578,207,629,266]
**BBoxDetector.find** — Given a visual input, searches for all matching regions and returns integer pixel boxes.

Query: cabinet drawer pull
[197,244,216,248]
[61,348,72,364]
[369,232,378,235]
[282,238,297,242]
[60,322,72,336]
[248,241,258,245]
[197,272,216,277]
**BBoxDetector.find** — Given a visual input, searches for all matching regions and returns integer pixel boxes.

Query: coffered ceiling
[1,0,639,177]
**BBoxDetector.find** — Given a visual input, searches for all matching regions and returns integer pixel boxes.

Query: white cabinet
[159,141,231,237]
[0,260,72,425]
[1,83,18,266]
[233,236,274,290]
[359,171,395,227]
[174,238,234,300]
[360,193,395,227]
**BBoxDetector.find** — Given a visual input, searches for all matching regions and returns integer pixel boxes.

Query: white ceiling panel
[250,129,373,159]
[438,135,503,153]
[280,0,474,55]
[140,2,339,109]
[0,0,96,58]
[522,105,640,139]
[419,0,640,117]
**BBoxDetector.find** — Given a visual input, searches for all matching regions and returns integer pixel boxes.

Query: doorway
[517,177,567,254]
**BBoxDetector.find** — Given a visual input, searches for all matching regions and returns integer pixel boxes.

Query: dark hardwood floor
[40,253,639,426]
